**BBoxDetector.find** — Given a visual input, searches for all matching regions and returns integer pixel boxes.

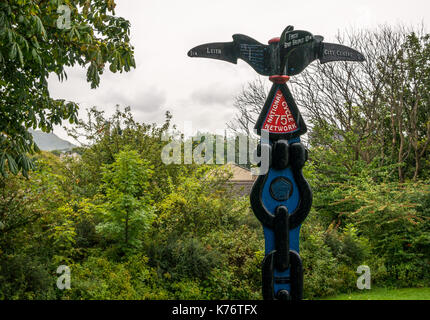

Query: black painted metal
[319,42,365,64]
[188,25,365,301]
[272,140,289,170]
[262,250,303,300]
[289,250,304,300]
[279,27,319,76]
[187,34,271,75]
[269,177,293,202]
[274,206,290,271]
[188,25,364,77]
[250,142,312,230]
[262,250,277,300]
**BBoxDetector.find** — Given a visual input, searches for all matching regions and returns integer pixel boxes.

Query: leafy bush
[60,254,169,300]
[345,181,430,287]
[0,254,56,299]
[300,215,374,298]
[300,217,343,298]
[147,236,221,281]
[96,149,155,255]
[324,223,371,268]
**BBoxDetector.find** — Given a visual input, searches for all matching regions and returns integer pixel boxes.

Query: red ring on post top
[268,37,280,44]
[269,75,290,84]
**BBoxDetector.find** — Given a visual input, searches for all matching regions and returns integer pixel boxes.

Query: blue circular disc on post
[269,177,293,201]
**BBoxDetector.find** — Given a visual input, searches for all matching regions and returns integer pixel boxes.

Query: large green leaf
[0,1,135,177]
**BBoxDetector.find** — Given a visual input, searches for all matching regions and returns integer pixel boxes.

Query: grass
[318,287,430,300]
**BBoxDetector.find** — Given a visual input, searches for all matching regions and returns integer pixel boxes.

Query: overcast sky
[49,0,430,143]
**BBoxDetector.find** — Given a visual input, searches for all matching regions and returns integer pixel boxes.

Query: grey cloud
[98,86,167,114]
[190,83,238,106]
[130,87,167,114]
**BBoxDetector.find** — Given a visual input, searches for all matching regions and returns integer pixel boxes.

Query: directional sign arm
[279,30,322,76]
[187,35,271,75]
[187,41,238,64]
[232,34,270,75]
[318,42,365,64]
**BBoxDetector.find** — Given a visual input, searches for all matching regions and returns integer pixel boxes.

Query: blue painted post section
[261,141,301,295]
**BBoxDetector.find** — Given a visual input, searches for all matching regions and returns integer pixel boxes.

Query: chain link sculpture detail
[188,25,365,300]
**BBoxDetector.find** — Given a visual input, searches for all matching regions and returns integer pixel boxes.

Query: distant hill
[30,129,77,151]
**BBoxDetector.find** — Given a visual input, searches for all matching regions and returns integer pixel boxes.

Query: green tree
[380,32,430,181]
[0,151,71,299]
[0,0,135,177]
[65,106,196,201]
[97,149,154,253]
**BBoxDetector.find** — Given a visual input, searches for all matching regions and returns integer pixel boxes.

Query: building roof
[224,163,256,197]
[225,163,257,182]
[222,163,255,182]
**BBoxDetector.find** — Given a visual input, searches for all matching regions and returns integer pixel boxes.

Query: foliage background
[0,106,428,300]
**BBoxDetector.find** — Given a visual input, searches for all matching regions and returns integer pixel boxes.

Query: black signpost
[188,25,365,300]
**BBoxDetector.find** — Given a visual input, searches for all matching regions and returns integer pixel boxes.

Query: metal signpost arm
[188,25,365,300]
